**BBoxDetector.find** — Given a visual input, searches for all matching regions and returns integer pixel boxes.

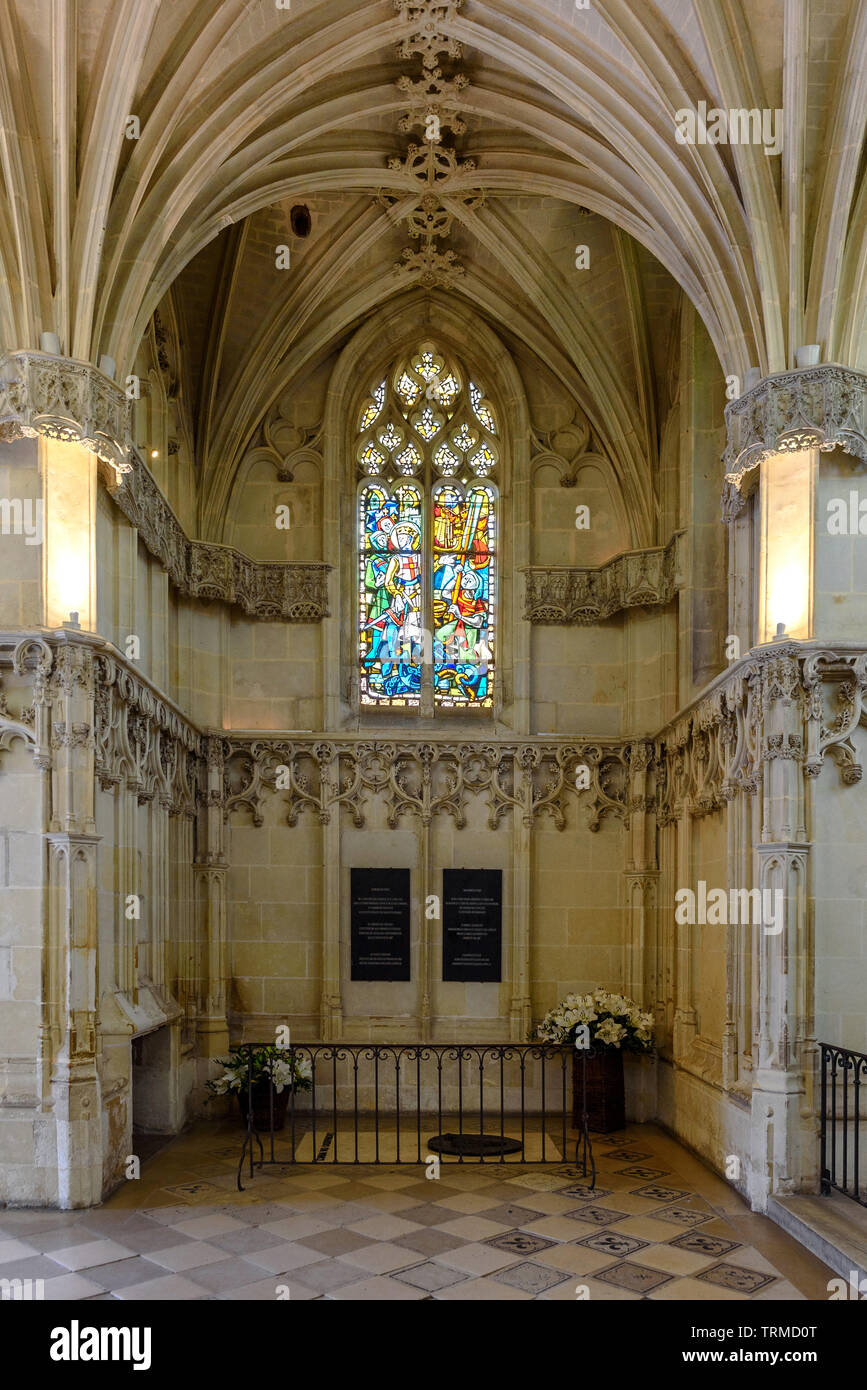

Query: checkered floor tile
[0,1121,834,1301]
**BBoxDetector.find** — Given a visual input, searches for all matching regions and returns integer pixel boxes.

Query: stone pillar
[510,749,534,1041]
[44,640,104,1207]
[624,740,656,1004]
[195,736,229,1059]
[748,651,813,1209]
[318,745,343,1040]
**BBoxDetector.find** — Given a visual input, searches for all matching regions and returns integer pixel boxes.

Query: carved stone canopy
[522,534,683,624]
[0,350,132,472]
[722,363,867,521]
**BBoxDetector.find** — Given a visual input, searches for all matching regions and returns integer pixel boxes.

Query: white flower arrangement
[207,1046,313,1096]
[536,988,654,1052]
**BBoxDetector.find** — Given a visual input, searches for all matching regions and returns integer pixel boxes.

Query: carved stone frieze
[221,737,634,833]
[91,651,201,815]
[0,351,132,471]
[104,447,330,622]
[522,534,683,624]
[722,363,867,521]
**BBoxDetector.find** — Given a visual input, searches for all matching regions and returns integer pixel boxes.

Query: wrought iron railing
[233,1042,595,1192]
[820,1042,867,1207]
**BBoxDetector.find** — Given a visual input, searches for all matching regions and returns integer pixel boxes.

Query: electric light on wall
[41,438,97,631]
[759,448,815,644]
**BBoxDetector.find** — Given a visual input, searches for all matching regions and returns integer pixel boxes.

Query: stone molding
[655,642,867,825]
[0,350,132,471]
[722,363,867,521]
[522,533,683,624]
[0,351,330,623]
[92,651,202,815]
[220,735,639,833]
[104,447,331,623]
[4,635,867,823]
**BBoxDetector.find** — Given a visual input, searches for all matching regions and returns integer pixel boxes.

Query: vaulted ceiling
[1,0,865,538]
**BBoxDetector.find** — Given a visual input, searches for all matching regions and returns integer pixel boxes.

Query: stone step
[769,1191,867,1287]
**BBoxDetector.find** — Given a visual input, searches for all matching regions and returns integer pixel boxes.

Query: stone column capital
[722,363,867,521]
[0,349,131,472]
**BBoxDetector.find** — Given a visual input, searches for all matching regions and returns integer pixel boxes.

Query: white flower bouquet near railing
[207,1045,313,1131]
[536,989,654,1053]
[207,1046,312,1096]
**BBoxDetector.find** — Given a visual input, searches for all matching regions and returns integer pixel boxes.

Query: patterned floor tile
[485,1231,556,1256]
[576,1231,649,1258]
[492,1261,571,1295]
[556,1184,612,1201]
[48,1118,833,1301]
[669,1231,741,1258]
[594,1261,673,1294]
[695,1262,778,1294]
[564,1204,629,1226]
[653,1204,714,1228]
[632,1185,691,1204]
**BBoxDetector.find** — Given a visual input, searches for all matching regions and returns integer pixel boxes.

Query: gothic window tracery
[357,341,498,709]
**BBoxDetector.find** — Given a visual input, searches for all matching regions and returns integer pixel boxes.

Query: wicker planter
[236,1084,291,1132]
[572,1049,625,1133]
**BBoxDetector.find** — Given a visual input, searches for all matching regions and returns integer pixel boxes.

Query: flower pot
[572,1049,625,1133]
[237,1084,291,1132]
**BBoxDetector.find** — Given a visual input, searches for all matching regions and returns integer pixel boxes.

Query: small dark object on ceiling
[291,205,312,238]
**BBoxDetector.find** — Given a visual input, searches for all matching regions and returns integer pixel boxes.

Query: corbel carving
[722,364,867,521]
[522,533,683,624]
[0,350,131,471]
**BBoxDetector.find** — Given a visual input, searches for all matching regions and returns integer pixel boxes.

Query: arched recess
[319,291,532,735]
[531,451,631,564]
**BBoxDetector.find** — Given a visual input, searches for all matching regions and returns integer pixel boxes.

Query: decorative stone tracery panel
[523,533,683,624]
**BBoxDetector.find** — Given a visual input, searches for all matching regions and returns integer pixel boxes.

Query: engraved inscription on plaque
[350,868,411,981]
[442,869,502,982]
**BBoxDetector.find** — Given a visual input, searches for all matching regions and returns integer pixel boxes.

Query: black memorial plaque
[442,869,502,982]
[350,868,411,981]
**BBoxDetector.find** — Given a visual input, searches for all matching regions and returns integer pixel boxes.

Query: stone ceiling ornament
[721,363,867,521]
[396,0,464,70]
[385,0,482,286]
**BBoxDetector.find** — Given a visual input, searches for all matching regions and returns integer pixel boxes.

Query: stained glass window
[356,342,498,710]
[359,482,424,705]
[432,483,495,707]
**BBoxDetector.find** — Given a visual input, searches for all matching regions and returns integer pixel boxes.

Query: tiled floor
[0,1122,835,1300]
